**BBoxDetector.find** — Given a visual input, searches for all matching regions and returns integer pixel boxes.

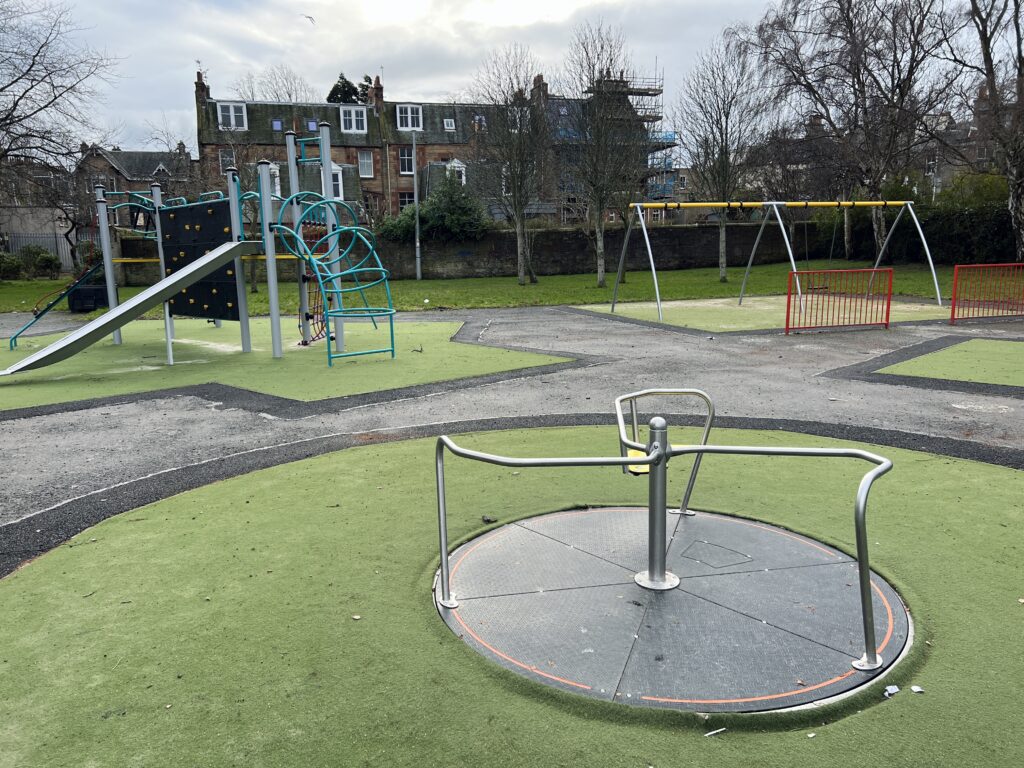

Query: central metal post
[635,416,680,591]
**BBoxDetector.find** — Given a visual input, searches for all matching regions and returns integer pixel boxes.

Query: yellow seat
[626,445,686,475]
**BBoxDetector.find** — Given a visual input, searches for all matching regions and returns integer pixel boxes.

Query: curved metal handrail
[614,388,715,514]
[433,418,893,671]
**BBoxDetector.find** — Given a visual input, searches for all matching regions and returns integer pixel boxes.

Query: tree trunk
[1008,166,1024,262]
[869,199,887,260]
[843,208,852,260]
[595,218,606,288]
[515,218,527,286]
[718,218,727,282]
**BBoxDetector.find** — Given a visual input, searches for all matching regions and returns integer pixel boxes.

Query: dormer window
[306,119,318,132]
[340,106,367,133]
[397,104,422,130]
[443,118,456,132]
[447,159,466,185]
[218,102,247,130]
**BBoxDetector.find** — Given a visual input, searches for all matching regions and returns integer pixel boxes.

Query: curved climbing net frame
[275,193,396,365]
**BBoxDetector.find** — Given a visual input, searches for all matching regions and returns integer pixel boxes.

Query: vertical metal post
[610,205,635,313]
[225,168,252,353]
[634,417,679,591]
[738,212,769,305]
[851,471,882,671]
[285,131,311,344]
[635,208,663,322]
[257,161,283,359]
[318,122,344,352]
[149,183,174,364]
[412,130,422,280]
[905,203,942,307]
[435,441,458,609]
[773,203,802,304]
[94,185,122,345]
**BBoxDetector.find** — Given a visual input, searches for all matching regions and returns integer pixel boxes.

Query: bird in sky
[301,14,316,25]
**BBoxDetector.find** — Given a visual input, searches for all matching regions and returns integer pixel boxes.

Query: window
[472,114,487,132]
[925,155,937,175]
[218,102,247,130]
[977,145,989,161]
[340,106,367,133]
[447,159,466,186]
[443,118,456,132]
[307,119,318,132]
[678,175,687,190]
[398,191,415,209]
[508,106,528,133]
[271,118,284,132]
[218,149,236,175]
[397,104,422,130]
[331,165,344,199]
[269,163,282,198]
[398,146,414,175]
[358,150,373,178]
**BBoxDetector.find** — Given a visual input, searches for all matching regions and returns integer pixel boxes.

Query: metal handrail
[434,434,659,609]
[663,442,892,670]
[433,416,893,671]
[614,388,715,514]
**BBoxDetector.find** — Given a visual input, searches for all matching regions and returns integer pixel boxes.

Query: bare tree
[939,1,1024,260]
[742,0,962,252]
[562,20,655,287]
[231,63,318,103]
[0,0,116,170]
[471,44,549,285]
[674,36,768,281]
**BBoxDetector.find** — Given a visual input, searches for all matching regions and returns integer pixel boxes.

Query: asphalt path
[1,306,1021,576]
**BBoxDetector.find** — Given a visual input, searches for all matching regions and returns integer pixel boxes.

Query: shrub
[0,252,23,280]
[17,244,50,274]
[75,240,99,267]
[377,175,490,244]
[33,251,63,279]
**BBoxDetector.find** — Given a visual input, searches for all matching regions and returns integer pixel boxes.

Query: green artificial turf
[878,339,1024,387]
[0,318,566,410]
[583,296,950,332]
[1,426,1021,767]
[0,260,956,316]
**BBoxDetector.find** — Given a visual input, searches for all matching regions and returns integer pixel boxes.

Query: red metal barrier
[949,263,1024,325]
[785,268,893,334]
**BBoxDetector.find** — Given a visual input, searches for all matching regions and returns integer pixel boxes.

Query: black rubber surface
[437,507,910,713]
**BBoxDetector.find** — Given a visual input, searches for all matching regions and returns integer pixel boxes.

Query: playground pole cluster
[611,200,942,322]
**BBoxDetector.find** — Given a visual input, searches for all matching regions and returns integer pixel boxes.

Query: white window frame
[218,102,248,131]
[218,149,236,175]
[398,146,414,175]
[397,104,422,131]
[358,150,373,178]
[330,163,344,200]
[443,118,456,132]
[447,159,466,186]
[398,191,415,209]
[340,106,367,134]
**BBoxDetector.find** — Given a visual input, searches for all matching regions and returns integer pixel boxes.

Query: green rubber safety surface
[1,426,1022,767]
[583,296,950,332]
[877,339,1024,387]
[0,318,567,410]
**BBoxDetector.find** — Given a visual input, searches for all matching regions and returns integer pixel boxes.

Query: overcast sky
[77,0,768,151]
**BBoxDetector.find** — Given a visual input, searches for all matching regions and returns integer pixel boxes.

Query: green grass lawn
[0,318,567,410]
[879,339,1024,387]
[0,260,956,318]
[0,425,1020,767]
[584,295,950,332]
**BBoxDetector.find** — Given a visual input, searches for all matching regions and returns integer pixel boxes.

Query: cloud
[73,0,767,148]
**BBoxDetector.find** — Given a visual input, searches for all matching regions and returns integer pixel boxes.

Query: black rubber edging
[3,411,1020,579]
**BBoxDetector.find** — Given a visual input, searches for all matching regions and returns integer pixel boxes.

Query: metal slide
[1,240,260,377]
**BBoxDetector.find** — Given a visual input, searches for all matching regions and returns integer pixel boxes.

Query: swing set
[610,201,941,324]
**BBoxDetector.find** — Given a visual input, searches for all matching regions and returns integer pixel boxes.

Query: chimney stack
[368,75,384,110]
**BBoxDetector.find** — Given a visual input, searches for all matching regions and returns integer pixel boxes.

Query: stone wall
[112,223,808,285]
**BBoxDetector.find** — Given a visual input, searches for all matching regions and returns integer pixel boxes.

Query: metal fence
[0,231,98,271]
[786,268,894,334]
[950,262,1024,324]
